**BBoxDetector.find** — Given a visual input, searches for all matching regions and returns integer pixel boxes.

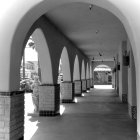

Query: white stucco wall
[118,41,128,101]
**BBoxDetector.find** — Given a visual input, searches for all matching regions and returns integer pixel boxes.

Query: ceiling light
[99,52,102,56]
[96,30,99,34]
[89,4,93,10]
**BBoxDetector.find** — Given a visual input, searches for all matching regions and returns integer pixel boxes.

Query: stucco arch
[60,47,71,81]
[81,60,85,80]
[73,55,80,81]
[94,64,112,71]
[86,63,90,79]
[32,28,53,84]
[93,61,114,71]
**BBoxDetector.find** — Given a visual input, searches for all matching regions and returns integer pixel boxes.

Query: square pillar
[86,79,90,90]
[74,80,82,97]
[61,82,74,103]
[90,78,93,88]
[0,91,24,140]
[39,84,60,116]
[82,79,87,92]
[122,94,127,103]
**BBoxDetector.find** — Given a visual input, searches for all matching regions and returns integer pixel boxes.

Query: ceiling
[46,2,127,61]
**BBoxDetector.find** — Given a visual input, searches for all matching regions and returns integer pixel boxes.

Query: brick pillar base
[122,94,127,103]
[90,78,93,88]
[74,80,82,96]
[0,91,24,140]
[86,79,90,90]
[61,82,74,103]
[128,104,137,120]
[39,84,60,116]
[82,80,87,92]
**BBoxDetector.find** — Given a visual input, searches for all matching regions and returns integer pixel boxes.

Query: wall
[118,41,128,102]
[127,39,136,106]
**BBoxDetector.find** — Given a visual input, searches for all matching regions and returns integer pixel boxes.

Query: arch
[10,27,54,90]
[32,28,53,84]
[93,61,114,71]
[60,47,71,81]
[94,64,112,72]
[94,64,112,85]
[81,60,85,80]
[86,63,90,79]
[73,55,80,81]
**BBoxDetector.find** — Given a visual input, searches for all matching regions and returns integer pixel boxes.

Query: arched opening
[90,64,92,79]
[73,55,80,81]
[89,64,94,88]
[60,47,71,82]
[81,60,85,80]
[21,28,53,139]
[81,60,87,93]
[58,47,74,104]
[86,63,91,90]
[86,63,90,80]
[94,65,112,89]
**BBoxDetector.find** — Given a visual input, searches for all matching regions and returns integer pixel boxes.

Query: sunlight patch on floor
[24,93,39,140]
[60,104,65,115]
[94,85,113,89]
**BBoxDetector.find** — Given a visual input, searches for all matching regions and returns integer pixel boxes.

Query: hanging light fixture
[89,4,93,10]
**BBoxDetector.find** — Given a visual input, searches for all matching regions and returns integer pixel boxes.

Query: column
[90,78,93,88]
[82,79,87,92]
[0,91,24,140]
[116,60,120,95]
[39,84,60,116]
[112,71,115,88]
[74,80,82,96]
[86,79,90,90]
[61,82,74,103]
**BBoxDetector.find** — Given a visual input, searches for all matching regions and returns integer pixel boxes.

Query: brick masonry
[86,79,90,90]
[74,80,82,96]
[61,82,74,103]
[122,94,127,103]
[128,104,137,120]
[39,84,60,116]
[0,91,24,140]
[82,80,87,92]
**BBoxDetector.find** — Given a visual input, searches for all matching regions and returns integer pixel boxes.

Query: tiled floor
[24,85,137,140]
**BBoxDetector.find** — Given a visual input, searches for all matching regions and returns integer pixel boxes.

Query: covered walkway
[25,86,136,140]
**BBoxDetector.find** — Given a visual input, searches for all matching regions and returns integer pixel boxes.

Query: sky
[24,38,38,61]
[24,47,38,61]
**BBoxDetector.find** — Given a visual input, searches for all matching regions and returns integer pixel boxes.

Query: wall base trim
[39,111,60,116]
